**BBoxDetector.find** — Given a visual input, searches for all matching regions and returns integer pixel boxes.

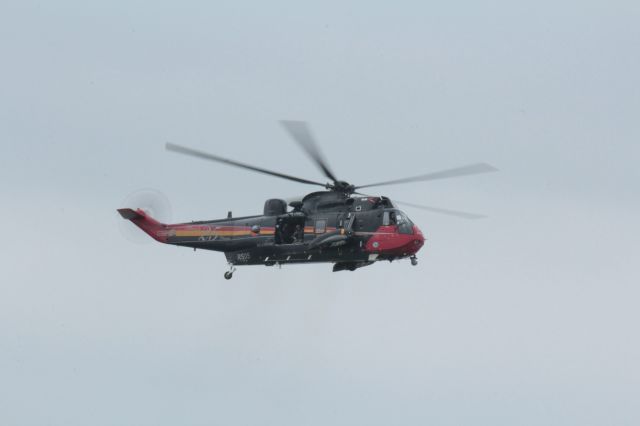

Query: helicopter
[118,121,497,279]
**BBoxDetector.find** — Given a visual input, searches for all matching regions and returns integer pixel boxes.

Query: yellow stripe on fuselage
[172,227,336,238]
[174,230,275,237]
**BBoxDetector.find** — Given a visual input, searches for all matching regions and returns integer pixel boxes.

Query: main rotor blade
[356,163,498,190]
[280,120,339,183]
[166,143,326,187]
[394,200,488,219]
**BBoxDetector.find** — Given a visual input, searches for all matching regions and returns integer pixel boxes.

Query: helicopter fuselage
[119,192,425,272]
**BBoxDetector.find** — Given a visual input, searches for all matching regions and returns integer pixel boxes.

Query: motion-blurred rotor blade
[166,143,326,187]
[394,200,487,219]
[355,163,498,190]
[280,120,339,183]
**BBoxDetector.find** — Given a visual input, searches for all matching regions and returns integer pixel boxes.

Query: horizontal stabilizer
[118,208,144,220]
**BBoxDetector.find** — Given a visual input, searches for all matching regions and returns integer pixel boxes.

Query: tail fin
[117,208,169,242]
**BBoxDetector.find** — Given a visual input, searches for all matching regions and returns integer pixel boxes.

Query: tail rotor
[118,189,172,243]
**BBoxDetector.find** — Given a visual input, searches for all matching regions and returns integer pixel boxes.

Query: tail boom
[117,208,169,243]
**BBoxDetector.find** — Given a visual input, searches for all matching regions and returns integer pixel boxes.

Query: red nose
[364,224,425,256]
[411,225,425,253]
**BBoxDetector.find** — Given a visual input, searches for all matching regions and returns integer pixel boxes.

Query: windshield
[384,210,414,234]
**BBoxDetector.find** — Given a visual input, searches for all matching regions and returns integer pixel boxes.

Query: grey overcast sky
[1,0,639,425]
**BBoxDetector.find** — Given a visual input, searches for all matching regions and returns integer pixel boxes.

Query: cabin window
[315,219,327,234]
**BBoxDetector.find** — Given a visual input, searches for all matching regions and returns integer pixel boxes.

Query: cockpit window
[390,210,414,234]
[396,213,414,234]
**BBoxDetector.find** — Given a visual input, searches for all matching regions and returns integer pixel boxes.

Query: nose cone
[364,223,426,256]
[412,225,425,253]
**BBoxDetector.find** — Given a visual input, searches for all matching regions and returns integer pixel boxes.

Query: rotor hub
[327,180,355,194]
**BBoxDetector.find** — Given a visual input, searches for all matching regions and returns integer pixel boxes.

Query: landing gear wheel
[410,255,418,266]
[224,264,236,280]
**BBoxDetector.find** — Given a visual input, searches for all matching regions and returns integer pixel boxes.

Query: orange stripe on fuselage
[171,225,337,238]
[173,226,275,238]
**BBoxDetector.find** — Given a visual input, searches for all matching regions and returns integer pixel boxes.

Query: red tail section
[117,208,169,243]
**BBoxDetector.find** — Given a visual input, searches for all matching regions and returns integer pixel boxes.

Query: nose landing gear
[410,255,418,266]
[224,264,236,280]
